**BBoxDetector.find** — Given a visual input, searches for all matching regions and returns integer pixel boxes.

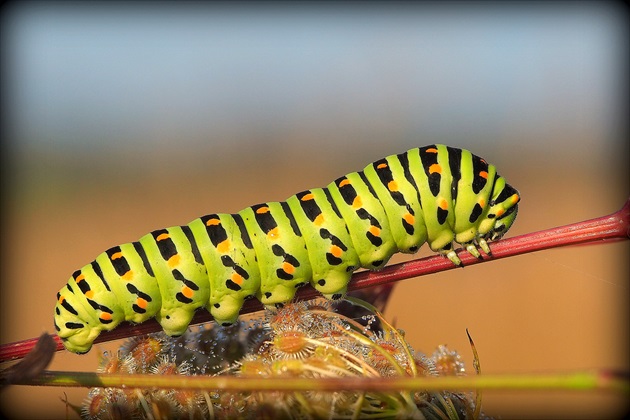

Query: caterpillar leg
[439,245,462,267]
[322,291,346,301]
[463,242,483,260]
[441,240,500,266]
[477,237,492,257]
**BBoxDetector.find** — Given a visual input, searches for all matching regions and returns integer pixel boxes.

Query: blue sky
[2,2,626,155]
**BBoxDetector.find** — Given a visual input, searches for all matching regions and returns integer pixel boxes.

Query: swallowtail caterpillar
[54,144,520,353]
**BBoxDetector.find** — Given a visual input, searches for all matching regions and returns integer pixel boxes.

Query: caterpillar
[54,144,520,353]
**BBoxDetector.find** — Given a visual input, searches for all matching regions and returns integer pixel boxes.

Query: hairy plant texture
[80,298,487,420]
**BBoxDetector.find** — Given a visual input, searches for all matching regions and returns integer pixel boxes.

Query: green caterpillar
[55,144,520,353]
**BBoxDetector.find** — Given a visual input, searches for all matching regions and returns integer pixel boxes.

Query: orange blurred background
[1,3,628,419]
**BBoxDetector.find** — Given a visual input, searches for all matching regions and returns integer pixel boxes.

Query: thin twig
[13,369,630,393]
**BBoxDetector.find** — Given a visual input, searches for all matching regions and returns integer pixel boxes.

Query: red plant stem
[2,198,628,364]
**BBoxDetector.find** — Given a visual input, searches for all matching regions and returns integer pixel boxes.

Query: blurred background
[1,2,628,418]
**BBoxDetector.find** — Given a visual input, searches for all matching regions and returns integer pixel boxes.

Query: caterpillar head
[488,201,519,241]
[480,180,520,242]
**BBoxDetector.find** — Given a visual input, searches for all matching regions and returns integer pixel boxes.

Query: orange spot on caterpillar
[100,312,112,321]
[111,252,123,260]
[231,273,244,285]
[314,214,324,226]
[217,239,231,253]
[387,181,398,192]
[122,270,133,281]
[377,163,388,169]
[339,179,351,187]
[301,193,315,201]
[85,290,94,299]
[438,198,448,210]
[352,196,362,208]
[182,286,194,299]
[403,213,415,225]
[496,208,505,217]
[282,262,295,275]
[76,273,85,282]
[268,227,279,239]
[58,296,65,304]
[136,298,148,309]
[156,233,170,241]
[429,164,442,174]
[330,245,343,258]
[479,171,488,179]
[206,218,221,226]
[256,206,270,214]
[511,194,520,204]
[168,255,181,267]
[368,226,381,236]
[426,148,438,153]
[479,198,486,208]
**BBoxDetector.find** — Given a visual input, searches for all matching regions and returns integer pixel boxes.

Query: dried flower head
[78,297,487,419]
[433,344,467,377]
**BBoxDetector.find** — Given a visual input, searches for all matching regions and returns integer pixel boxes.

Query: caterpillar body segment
[239,202,313,305]
[285,189,360,298]
[138,227,210,337]
[189,214,261,326]
[362,153,428,254]
[54,144,520,353]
